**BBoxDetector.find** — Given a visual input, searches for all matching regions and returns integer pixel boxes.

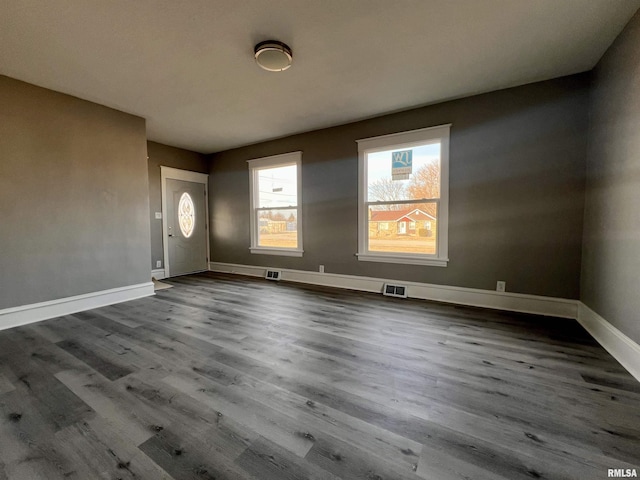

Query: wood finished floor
[0,272,638,480]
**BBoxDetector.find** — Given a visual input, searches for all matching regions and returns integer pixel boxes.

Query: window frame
[248,151,303,257]
[357,124,451,267]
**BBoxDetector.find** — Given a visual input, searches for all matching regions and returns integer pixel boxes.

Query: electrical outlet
[156,260,162,268]
[496,281,506,292]
[155,212,162,219]
[319,265,325,273]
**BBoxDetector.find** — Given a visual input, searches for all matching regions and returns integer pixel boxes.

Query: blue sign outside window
[392,150,412,180]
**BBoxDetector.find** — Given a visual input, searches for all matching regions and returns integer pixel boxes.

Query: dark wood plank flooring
[0,272,638,479]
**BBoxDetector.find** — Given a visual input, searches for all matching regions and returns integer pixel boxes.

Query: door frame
[160,166,210,278]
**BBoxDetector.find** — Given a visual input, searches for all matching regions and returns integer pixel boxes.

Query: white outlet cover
[496,281,506,292]
[156,260,162,268]
[155,212,162,219]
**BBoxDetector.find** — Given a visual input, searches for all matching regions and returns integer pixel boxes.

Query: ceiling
[1,1,638,154]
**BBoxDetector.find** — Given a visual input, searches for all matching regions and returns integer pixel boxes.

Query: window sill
[250,247,303,257]
[357,253,448,267]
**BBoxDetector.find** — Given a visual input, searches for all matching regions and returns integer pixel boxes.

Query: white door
[398,221,407,234]
[166,178,208,276]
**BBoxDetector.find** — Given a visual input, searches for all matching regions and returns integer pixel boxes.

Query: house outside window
[248,151,303,257]
[357,125,450,266]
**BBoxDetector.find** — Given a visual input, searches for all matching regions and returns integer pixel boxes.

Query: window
[248,151,303,256]
[357,124,450,266]
[178,192,195,238]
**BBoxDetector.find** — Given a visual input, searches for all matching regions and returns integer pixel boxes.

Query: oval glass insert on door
[178,192,195,238]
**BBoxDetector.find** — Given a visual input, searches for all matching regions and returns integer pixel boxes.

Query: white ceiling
[1,1,638,154]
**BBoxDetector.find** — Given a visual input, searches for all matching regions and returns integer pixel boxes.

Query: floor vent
[383,283,408,298]
[265,270,282,281]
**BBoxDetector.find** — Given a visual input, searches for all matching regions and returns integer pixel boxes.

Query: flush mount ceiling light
[254,40,292,72]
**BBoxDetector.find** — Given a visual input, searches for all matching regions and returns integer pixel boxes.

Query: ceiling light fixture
[254,40,292,72]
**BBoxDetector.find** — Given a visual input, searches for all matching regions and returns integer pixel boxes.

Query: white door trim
[161,167,210,278]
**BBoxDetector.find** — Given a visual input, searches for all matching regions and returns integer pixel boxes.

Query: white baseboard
[577,303,640,382]
[0,282,155,332]
[151,268,166,280]
[208,262,578,319]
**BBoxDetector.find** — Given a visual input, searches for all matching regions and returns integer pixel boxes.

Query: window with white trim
[357,125,450,266]
[248,151,303,257]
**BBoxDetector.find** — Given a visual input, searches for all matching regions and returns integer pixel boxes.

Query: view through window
[248,152,302,256]
[358,125,450,266]
[367,143,440,255]
[257,164,298,248]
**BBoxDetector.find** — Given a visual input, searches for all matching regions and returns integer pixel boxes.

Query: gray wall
[209,75,589,299]
[147,141,208,271]
[0,75,150,309]
[581,12,640,344]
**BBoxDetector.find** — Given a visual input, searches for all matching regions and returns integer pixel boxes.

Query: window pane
[178,192,195,238]
[258,208,298,249]
[367,143,441,203]
[257,164,297,208]
[368,202,437,255]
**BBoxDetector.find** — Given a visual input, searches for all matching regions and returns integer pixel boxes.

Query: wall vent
[265,270,282,281]
[383,283,408,298]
